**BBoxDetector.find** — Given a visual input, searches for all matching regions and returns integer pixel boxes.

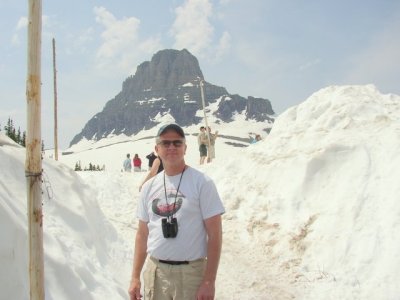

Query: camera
[162,217,178,238]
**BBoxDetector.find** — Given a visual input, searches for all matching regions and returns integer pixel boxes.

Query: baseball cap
[156,123,185,139]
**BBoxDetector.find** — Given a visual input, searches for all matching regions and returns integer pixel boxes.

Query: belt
[158,259,189,265]
[151,256,205,265]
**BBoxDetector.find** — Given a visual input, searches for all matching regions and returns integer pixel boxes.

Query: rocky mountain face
[70,49,275,146]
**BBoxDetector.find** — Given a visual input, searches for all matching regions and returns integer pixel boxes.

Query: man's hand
[128,278,142,300]
[196,280,215,300]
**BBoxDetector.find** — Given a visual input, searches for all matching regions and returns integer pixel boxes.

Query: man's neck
[164,161,186,176]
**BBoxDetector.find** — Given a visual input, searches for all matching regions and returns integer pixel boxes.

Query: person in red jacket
[133,154,142,172]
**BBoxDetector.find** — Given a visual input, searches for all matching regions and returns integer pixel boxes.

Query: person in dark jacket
[146,151,157,169]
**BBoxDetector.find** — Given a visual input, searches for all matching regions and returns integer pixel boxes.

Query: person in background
[249,133,262,144]
[145,151,157,170]
[197,126,208,165]
[206,126,218,163]
[128,123,224,300]
[133,154,142,172]
[138,155,163,191]
[123,153,132,172]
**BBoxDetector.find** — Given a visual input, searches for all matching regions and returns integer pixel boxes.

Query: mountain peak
[124,49,204,93]
[69,49,274,147]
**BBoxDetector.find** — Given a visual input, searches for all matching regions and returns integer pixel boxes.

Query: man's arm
[139,158,160,191]
[128,220,149,299]
[196,214,223,299]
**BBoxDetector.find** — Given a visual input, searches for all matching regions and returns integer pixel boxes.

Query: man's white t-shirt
[138,166,225,261]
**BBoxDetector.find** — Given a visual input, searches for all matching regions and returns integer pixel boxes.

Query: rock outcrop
[70,49,274,146]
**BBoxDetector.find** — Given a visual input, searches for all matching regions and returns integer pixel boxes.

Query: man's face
[155,130,186,163]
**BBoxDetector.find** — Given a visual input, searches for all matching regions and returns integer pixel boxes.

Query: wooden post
[26,0,44,299]
[52,38,58,161]
[199,78,211,146]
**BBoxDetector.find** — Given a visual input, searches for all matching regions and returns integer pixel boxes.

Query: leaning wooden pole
[52,38,58,161]
[26,0,45,299]
[199,78,211,146]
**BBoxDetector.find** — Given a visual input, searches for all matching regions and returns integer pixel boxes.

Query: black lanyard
[163,166,186,220]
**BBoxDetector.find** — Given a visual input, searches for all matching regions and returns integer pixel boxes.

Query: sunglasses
[157,140,185,148]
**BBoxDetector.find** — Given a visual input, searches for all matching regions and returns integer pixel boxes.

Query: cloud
[65,27,95,55]
[298,58,321,71]
[93,6,162,73]
[214,31,231,60]
[16,17,28,30]
[171,0,214,56]
[12,15,51,46]
[11,34,20,46]
[11,17,28,46]
[94,6,140,59]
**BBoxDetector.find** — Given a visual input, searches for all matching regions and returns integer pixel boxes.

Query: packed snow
[1,84,399,299]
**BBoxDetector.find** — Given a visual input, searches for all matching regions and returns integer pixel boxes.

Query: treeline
[1,117,26,147]
[74,161,105,172]
[1,117,46,150]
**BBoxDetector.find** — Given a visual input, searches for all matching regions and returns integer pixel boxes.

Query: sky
[1,0,400,149]
[1,84,399,299]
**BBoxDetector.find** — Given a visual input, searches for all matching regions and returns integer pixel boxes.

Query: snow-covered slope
[211,84,400,299]
[1,84,400,299]
[0,133,126,299]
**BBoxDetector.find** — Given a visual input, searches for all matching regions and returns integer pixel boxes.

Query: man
[197,126,208,165]
[249,132,262,144]
[206,127,218,163]
[146,151,157,169]
[129,123,225,300]
[123,153,132,172]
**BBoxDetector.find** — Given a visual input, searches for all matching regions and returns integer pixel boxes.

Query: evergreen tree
[11,127,16,141]
[4,117,15,142]
[2,117,27,147]
[5,117,12,137]
[74,161,82,171]
[21,131,26,147]
[5,118,10,135]
[17,127,21,144]
[10,118,15,140]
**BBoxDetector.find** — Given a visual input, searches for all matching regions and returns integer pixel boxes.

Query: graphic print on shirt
[151,189,185,217]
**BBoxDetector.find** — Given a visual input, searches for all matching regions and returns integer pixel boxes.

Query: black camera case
[162,217,178,238]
